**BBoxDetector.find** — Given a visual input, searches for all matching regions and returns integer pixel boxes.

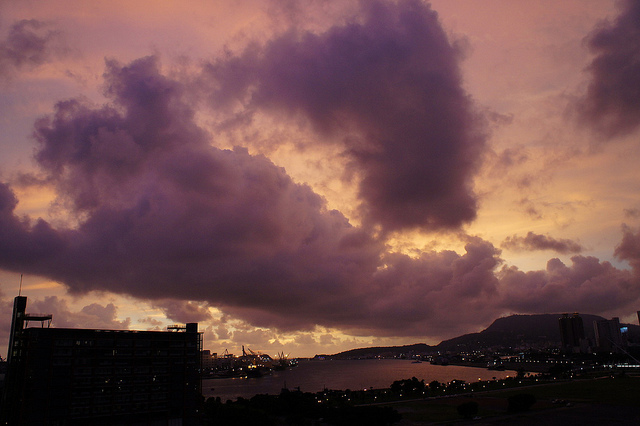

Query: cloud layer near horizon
[501,232,583,254]
[0,0,639,344]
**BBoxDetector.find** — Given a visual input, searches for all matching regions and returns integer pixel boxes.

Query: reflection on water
[203,359,514,402]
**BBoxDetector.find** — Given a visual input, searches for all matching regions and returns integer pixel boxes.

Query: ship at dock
[202,346,297,379]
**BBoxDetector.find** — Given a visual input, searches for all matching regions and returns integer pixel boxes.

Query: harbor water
[203,359,515,402]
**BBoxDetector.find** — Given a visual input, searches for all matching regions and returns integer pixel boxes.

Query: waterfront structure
[594,317,624,353]
[202,349,217,373]
[559,313,586,353]
[2,296,202,425]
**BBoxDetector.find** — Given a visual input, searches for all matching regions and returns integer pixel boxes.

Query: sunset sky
[1,0,639,358]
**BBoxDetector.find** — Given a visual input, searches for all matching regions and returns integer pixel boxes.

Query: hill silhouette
[317,343,434,360]
[321,313,640,359]
[435,313,607,352]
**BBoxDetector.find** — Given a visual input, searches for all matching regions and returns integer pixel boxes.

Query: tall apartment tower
[559,313,585,353]
[6,295,27,363]
[2,296,202,425]
[594,317,624,353]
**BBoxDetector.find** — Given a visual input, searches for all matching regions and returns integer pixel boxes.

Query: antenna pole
[19,274,23,296]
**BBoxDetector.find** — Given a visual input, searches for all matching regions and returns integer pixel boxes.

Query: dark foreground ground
[388,375,640,425]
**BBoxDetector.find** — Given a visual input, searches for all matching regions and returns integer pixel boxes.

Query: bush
[324,406,401,425]
[507,393,536,412]
[390,377,425,394]
[457,401,478,419]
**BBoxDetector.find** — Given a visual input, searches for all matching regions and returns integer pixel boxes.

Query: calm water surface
[203,359,514,401]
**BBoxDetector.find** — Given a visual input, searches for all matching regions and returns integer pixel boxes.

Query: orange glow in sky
[0,0,639,358]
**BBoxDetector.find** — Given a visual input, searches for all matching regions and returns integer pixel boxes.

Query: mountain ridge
[317,313,640,359]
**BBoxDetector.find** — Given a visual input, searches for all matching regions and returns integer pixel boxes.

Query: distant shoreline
[445,360,549,373]
[306,357,548,374]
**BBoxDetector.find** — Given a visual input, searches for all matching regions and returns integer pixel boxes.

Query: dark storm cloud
[498,228,640,317]
[0,56,385,332]
[615,225,640,272]
[203,0,486,232]
[499,254,639,317]
[218,236,507,338]
[1,48,639,340]
[0,181,65,268]
[219,236,505,337]
[361,237,504,336]
[0,19,60,77]
[0,54,510,338]
[501,232,583,254]
[578,0,640,138]
[152,300,213,323]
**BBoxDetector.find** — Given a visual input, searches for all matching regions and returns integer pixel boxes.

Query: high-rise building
[594,317,624,353]
[201,349,218,373]
[2,296,202,425]
[558,313,585,353]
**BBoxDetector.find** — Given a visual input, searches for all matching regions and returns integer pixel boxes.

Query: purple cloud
[360,237,503,336]
[203,0,487,232]
[30,296,130,329]
[497,228,640,318]
[0,181,65,268]
[0,50,639,341]
[0,20,61,78]
[137,316,164,330]
[578,0,640,137]
[218,236,505,338]
[0,59,506,337]
[501,232,584,254]
[615,225,640,273]
[0,56,385,332]
[152,299,212,324]
[499,255,638,317]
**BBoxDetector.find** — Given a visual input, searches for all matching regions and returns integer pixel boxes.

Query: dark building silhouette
[2,296,202,425]
[594,317,624,353]
[559,313,585,353]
